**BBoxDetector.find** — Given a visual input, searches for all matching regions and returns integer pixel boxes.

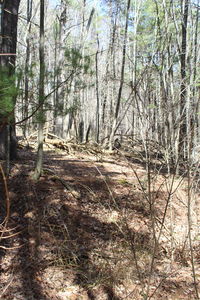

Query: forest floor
[0,142,200,300]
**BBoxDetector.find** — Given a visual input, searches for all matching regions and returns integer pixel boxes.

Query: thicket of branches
[16,0,200,164]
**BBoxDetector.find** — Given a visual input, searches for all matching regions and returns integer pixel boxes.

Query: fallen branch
[43,168,80,199]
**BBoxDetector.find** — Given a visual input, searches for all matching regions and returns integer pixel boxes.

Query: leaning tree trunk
[0,0,21,160]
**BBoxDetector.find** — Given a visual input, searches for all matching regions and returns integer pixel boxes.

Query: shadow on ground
[0,149,190,299]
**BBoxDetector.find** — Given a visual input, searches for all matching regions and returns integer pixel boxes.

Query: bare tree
[23,0,33,137]
[178,0,189,158]
[33,0,45,180]
[109,0,131,150]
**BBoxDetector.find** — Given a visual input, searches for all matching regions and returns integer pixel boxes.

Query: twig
[187,162,200,299]
[0,243,25,250]
[43,168,80,198]
[0,163,10,227]
[0,276,14,298]
[0,230,23,239]
[94,165,118,208]
[15,71,75,126]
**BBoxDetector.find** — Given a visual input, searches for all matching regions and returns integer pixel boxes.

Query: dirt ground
[0,147,200,299]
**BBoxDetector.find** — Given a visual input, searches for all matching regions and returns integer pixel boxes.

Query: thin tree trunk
[95,35,100,143]
[109,0,131,150]
[192,1,199,148]
[33,0,45,180]
[178,0,189,158]
[23,0,32,137]
[53,18,59,135]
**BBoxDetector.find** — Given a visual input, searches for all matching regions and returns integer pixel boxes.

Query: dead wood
[43,168,80,198]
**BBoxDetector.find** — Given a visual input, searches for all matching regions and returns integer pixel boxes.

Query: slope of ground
[0,146,200,299]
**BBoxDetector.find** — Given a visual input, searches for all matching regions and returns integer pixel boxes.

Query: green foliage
[137,1,157,34]
[54,97,81,118]
[28,63,37,79]
[35,110,46,124]
[66,101,80,115]
[83,55,91,73]
[53,21,60,39]
[0,67,19,117]
[64,47,92,74]
[65,48,82,69]
[147,103,157,110]
[118,178,130,185]
[121,97,128,103]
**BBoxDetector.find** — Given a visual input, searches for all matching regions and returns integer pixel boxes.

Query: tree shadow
[1,150,162,299]
[9,166,53,299]
[40,199,149,300]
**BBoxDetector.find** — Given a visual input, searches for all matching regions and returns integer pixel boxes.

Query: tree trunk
[95,35,100,143]
[23,0,33,137]
[33,0,45,180]
[109,0,131,150]
[178,0,189,158]
[0,0,20,161]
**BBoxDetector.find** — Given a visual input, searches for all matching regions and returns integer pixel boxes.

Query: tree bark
[23,0,32,137]
[95,35,100,143]
[33,0,45,180]
[178,0,189,158]
[109,0,131,150]
[0,0,20,160]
